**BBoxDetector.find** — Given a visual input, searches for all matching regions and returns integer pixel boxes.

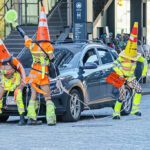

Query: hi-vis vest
[25,39,53,78]
[2,72,21,91]
[113,56,148,80]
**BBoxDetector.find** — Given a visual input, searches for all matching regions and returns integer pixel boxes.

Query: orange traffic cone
[119,22,141,61]
[36,5,53,52]
[36,6,50,41]
[0,39,12,62]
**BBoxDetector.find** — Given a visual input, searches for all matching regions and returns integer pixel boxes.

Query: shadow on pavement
[1,114,111,125]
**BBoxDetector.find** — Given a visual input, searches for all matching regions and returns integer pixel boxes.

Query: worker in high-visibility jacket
[23,5,56,125]
[112,22,148,119]
[0,39,26,125]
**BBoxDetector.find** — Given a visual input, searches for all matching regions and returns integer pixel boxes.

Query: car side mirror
[82,62,98,70]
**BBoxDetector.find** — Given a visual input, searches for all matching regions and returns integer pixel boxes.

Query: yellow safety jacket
[113,56,148,81]
[2,72,21,91]
[25,38,53,78]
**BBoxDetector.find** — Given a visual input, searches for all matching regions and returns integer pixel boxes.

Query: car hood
[25,67,78,81]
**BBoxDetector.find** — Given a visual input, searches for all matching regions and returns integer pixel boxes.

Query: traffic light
[117,0,124,6]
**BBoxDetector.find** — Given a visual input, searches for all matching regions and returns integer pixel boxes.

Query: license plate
[6,96,16,105]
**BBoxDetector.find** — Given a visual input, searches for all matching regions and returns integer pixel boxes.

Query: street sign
[73,0,87,40]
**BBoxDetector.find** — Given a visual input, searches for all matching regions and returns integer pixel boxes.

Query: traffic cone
[37,6,50,41]
[0,39,12,62]
[36,5,54,52]
[119,22,141,61]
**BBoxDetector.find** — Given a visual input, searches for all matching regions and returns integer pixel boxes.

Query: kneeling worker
[0,39,26,125]
[112,22,148,119]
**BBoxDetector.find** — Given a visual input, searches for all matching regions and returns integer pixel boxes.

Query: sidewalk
[142,83,150,95]
[142,72,150,95]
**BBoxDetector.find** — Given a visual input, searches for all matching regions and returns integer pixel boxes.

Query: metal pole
[25,0,27,25]
[18,0,22,25]
[67,0,72,27]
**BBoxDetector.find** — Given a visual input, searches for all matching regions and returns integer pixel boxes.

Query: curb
[142,91,150,95]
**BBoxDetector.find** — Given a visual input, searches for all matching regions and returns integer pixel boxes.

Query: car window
[97,48,113,64]
[54,48,74,68]
[111,51,118,60]
[82,48,99,65]
[19,48,74,69]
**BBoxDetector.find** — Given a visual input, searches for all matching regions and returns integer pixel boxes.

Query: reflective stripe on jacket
[113,56,148,80]
[2,72,21,91]
[24,38,53,78]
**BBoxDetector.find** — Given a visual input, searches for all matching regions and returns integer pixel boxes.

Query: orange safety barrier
[106,72,126,88]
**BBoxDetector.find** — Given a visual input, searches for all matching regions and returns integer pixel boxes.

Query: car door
[96,47,114,98]
[81,48,102,101]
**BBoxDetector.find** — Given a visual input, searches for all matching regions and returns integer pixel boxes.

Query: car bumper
[2,92,70,116]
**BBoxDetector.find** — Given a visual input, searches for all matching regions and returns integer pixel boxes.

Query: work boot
[134,111,142,116]
[27,118,42,125]
[18,113,26,126]
[46,101,56,126]
[112,115,120,120]
[47,116,56,126]
[112,100,122,120]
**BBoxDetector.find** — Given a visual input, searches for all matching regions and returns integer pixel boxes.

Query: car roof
[54,42,86,54]
[53,42,109,54]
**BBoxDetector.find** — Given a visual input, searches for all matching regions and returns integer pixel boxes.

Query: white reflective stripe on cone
[38,22,48,27]
[40,12,46,19]
[0,39,4,45]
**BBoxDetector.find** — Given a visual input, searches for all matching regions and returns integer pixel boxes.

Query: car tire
[121,86,133,116]
[62,89,82,122]
[0,115,9,122]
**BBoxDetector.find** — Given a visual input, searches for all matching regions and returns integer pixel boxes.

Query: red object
[0,39,11,62]
[106,72,126,88]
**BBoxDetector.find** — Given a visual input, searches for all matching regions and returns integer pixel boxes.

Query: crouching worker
[21,4,56,126]
[0,39,26,125]
[112,22,148,119]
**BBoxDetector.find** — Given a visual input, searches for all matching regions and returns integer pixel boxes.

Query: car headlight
[51,87,62,95]
[50,79,64,96]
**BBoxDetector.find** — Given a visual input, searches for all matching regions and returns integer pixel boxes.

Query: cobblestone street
[0,95,149,150]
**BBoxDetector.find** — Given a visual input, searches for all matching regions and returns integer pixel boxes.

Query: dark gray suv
[1,42,133,122]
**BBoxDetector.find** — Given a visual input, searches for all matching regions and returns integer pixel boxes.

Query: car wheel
[0,115,9,122]
[121,86,133,116]
[62,89,82,122]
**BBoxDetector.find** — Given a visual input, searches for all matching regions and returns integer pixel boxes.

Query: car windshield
[19,47,81,69]
[54,48,81,69]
